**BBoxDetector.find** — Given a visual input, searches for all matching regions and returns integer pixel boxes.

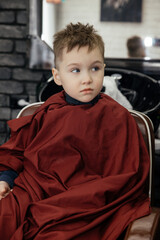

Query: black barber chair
[37,75,63,102]
[104,68,160,134]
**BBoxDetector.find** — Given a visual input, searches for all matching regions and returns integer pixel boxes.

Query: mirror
[29,0,160,69]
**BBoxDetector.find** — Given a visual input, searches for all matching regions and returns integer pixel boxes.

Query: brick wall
[0,0,52,145]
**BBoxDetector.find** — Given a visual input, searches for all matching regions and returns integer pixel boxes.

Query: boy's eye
[92,66,100,71]
[71,68,80,73]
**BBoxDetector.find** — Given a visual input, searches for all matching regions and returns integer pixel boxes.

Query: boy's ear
[52,68,62,86]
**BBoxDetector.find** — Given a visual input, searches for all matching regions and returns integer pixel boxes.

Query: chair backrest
[16,102,44,118]
[104,68,159,113]
[16,103,155,205]
[105,68,160,133]
[129,109,155,206]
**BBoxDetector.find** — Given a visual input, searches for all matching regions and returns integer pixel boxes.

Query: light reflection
[144,37,153,47]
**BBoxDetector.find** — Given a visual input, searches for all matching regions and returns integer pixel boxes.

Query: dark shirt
[65,92,100,105]
[0,93,100,188]
[0,170,18,188]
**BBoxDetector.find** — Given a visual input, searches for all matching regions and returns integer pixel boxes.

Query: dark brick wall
[0,0,52,145]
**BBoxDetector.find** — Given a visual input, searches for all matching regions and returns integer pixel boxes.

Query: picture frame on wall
[101,0,143,22]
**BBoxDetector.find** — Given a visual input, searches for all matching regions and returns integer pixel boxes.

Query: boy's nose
[82,72,93,84]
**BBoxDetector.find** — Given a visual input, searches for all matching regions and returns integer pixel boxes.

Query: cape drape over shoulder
[0,91,150,240]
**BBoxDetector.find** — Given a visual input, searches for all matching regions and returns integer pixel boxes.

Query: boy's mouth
[80,88,93,93]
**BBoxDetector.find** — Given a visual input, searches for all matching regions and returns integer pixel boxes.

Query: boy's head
[53,22,104,68]
[127,36,146,58]
[52,23,105,103]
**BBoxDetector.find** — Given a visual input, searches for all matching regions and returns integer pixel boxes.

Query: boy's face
[52,46,104,102]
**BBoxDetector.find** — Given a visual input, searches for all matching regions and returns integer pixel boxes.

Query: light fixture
[144,37,153,47]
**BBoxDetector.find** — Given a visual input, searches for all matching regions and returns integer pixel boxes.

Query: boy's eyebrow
[66,63,80,67]
[91,60,104,65]
[66,60,103,68]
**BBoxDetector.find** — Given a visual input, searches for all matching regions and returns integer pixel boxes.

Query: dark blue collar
[65,92,100,105]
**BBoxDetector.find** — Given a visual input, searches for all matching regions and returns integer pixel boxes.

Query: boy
[0,23,150,239]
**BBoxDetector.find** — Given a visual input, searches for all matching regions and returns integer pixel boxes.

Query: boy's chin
[78,95,96,103]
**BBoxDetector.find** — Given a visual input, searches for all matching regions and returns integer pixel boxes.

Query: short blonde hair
[53,22,104,67]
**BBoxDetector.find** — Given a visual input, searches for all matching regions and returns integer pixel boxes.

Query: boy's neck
[65,92,100,105]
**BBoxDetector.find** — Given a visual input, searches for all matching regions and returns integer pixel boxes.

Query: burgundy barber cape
[0,91,150,240]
